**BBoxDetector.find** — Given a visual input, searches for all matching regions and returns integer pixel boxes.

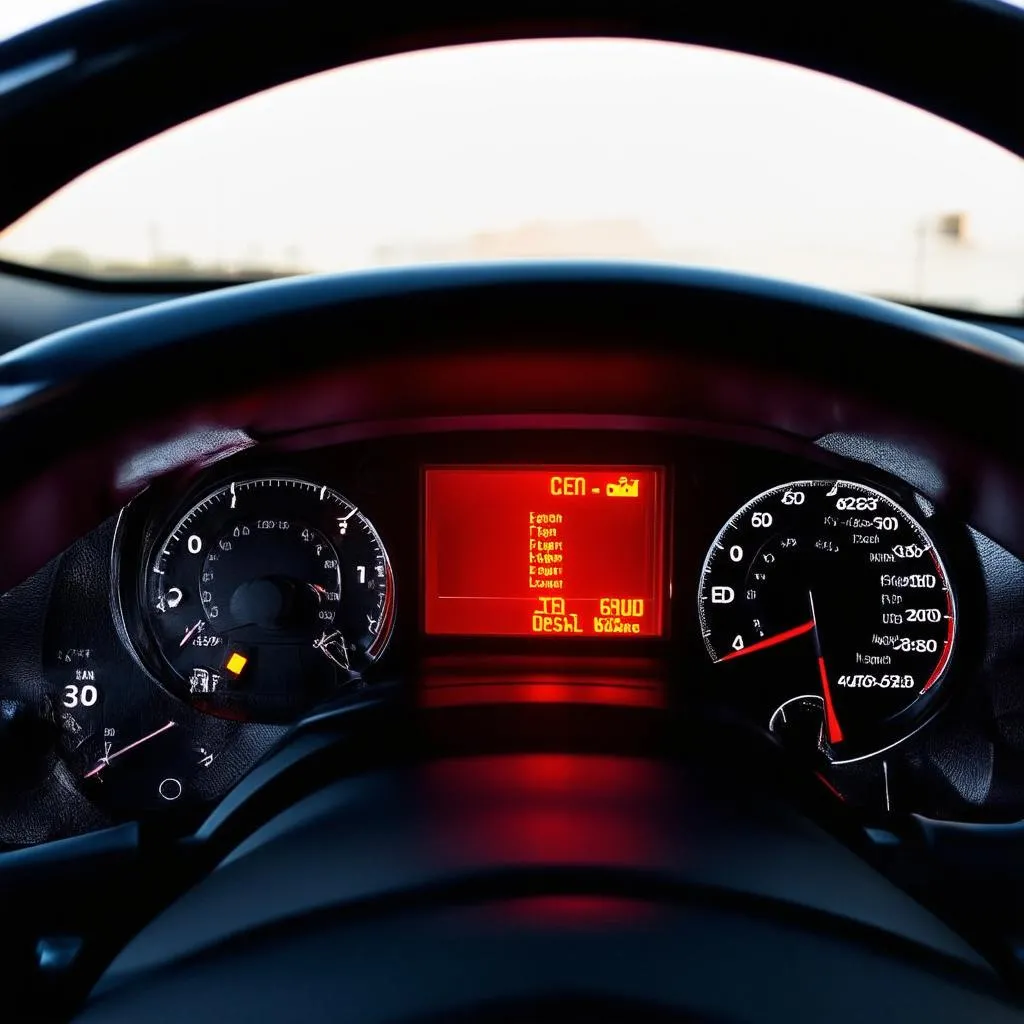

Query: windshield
[1,39,1021,315]
[0,0,98,41]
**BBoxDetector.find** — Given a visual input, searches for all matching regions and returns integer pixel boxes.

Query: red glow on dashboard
[420,654,667,709]
[420,654,667,708]
[425,756,663,865]
[424,466,666,638]
[421,681,663,709]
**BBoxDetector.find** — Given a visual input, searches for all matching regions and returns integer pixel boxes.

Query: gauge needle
[313,629,351,670]
[179,620,204,647]
[717,620,815,662]
[84,721,176,778]
[809,591,844,744]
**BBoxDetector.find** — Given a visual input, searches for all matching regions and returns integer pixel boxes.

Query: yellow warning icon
[606,476,639,498]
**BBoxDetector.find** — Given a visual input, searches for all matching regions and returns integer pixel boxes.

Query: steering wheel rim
[69,698,1007,1024]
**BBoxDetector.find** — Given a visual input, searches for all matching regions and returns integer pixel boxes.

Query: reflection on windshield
[0,39,1021,315]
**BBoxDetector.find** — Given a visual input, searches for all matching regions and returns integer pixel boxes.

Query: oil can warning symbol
[606,476,639,498]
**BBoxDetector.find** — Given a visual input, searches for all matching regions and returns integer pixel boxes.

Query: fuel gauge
[43,523,284,834]
[66,713,216,815]
[51,648,244,819]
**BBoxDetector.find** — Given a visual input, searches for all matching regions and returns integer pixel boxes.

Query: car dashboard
[3,412,1022,851]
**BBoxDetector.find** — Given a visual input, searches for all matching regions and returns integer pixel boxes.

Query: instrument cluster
[1,428,1011,847]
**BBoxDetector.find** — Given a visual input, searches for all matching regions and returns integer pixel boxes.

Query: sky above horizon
[0,3,1021,312]
[0,0,99,40]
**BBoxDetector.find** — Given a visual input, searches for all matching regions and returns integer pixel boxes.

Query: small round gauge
[57,679,276,821]
[137,477,395,722]
[68,709,222,816]
[698,479,955,762]
[48,646,262,823]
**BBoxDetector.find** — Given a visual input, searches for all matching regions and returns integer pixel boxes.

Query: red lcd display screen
[423,467,667,638]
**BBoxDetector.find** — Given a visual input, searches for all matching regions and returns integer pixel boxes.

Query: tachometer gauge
[135,477,395,722]
[698,480,955,762]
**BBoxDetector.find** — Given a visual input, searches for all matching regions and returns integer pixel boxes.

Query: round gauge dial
[57,676,279,823]
[698,480,955,762]
[68,708,228,817]
[141,477,394,721]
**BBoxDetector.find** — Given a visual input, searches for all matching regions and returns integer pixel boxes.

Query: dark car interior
[1,1,1024,1021]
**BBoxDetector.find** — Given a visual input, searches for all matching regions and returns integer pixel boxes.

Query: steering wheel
[2,264,1023,1022]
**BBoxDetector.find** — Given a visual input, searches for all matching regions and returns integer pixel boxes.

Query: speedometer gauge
[698,480,955,762]
[138,477,395,722]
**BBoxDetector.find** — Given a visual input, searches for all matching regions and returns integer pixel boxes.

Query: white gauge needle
[313,629,350,670]
[179,620,204,647]
[84,721,176,778]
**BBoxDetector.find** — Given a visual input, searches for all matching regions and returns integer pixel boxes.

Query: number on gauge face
[698,480,955,762]
[143,477,395,722]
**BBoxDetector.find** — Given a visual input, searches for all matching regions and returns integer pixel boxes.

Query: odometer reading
[698,480,955,761]
[143,478,394,722]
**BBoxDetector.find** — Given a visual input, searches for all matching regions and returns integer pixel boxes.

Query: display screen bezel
[421,463,671,642]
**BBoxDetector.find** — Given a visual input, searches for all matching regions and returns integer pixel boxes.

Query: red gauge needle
[84,721,176,779]
[809,591,844,744]
[717,620,815,662]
